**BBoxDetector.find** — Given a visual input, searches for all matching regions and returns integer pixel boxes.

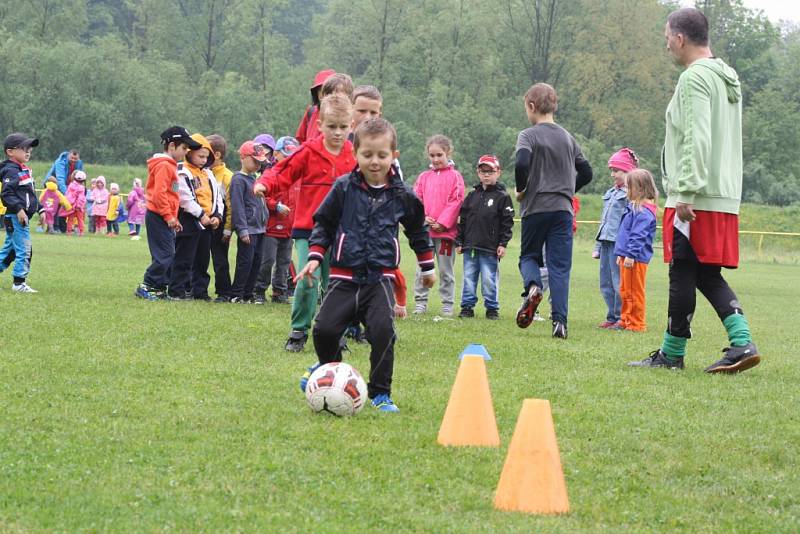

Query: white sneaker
[12,282,38,293]
[413,304,427,314]
[130,235,141,241]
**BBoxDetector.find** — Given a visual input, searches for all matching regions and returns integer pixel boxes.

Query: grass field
[1,230,798,532]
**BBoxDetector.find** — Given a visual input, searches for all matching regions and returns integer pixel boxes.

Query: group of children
[0,70,661,413]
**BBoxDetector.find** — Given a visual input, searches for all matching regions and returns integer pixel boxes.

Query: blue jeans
[598,240,621,322]
[0,215,32,280]
[460,249,499,311]
[519,211,573,324]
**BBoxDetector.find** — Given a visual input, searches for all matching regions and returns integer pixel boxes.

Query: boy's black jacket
[455,182,514,252]
[309,168,433,283]
[0,159,42,218]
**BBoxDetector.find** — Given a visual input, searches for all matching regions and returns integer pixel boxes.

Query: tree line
[1,0,798,204]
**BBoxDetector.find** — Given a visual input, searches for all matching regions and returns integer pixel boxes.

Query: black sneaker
[253,294,266,305]
[214,295,231,303]
[552,321,568,339]
[167,293,193,301]
[704,342,761,374]
[516,285,543,328]
[628,349,685,369]
[485,309,499,320]
[458,307,475,318]
[193,294,212,302]
[271,294,290,304]
[285,330,308,352]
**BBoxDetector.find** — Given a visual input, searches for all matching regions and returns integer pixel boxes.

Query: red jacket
[257,136,357,238]
[145,154,179,221]
[295,106,320,144]
[265,181,300,238]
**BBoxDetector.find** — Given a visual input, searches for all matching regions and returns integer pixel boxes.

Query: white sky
[741,0,800,23]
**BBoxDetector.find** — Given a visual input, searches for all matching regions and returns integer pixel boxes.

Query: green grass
[1,231,798,532]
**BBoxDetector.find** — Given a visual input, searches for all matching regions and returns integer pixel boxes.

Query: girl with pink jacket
[126,178,146,239]
[412,135,465,316]
[91,176,110,234]
[64,170,88,235]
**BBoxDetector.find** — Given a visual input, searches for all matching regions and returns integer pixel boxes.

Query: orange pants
[619,261,648,331]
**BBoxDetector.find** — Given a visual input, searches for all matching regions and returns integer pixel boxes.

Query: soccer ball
[305,362,368,417]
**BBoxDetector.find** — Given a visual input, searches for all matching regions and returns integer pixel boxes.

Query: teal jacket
[662,58,743,214]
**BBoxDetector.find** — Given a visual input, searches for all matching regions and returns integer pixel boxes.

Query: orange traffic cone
[437,355,500,447]
[494,399,569,515]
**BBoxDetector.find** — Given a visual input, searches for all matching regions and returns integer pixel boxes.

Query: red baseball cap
[477,155,501,170]
[239,141,267,162]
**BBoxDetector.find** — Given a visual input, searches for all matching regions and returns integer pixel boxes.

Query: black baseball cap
[160,126,202,150]
[4,133,39,151]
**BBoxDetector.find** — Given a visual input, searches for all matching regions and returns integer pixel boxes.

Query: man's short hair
[667,8,709,46]
[206,134,227,159]
[69,149,80,156]
[352,85,382,104]
[319,94,353,121]
[321,73,354,99]
[353,118,397,152]
[524,83,558,114]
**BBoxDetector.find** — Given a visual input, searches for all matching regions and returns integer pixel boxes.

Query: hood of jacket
[147,154,177,174]
[694,57,741,103]
[45,181,58,191]
[187,133,215,168]
[471,181,507,193]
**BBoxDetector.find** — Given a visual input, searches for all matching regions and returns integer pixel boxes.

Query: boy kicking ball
[297,118,435,413]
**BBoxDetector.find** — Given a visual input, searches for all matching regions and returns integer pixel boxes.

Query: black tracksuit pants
[667,231,742,338]
[210,225,232,298]
[191,228,213,299]
[169,231,201,297]
[313,278,396,398]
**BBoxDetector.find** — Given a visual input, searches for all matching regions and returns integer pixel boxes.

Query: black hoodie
[0,159,42,218]
[455,182,515,253]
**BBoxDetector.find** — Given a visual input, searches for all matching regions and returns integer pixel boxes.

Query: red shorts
[663,208,739,268]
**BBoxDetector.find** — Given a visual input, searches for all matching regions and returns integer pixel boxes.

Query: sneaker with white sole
[299,362,321,392]
[371,393,399,413]
[11,282,38,293]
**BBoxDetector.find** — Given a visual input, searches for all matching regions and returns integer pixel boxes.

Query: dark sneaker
[135,284,165,301]
[485,309,500,320]
[704,342,761,374]
[167,293,193,301]
[552,321,568,339]
[214,295,231,303]
[458,307,475,318]
[253,294,266,305]
[371,393,400,413]
[299,362,321,392]
[193,294,212,302]
[271,294,290,304]
[628,349,685,369]
[516,285,543,328]
[285,330,308,352]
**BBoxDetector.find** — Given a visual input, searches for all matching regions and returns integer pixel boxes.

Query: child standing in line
[229,141,268,303]
[106,183,122,236]
[64,170,87,236]
[255,94,358,353]
[206,134,234,302]
[593,148,638,329]
[86,178,96,233]
[455,155,514,320]
[39,177,71,233]
[91,176,109,234]
[296,118,435,413]
[0,133,44,292]
[614,169,658,332]
[126,178,146,239]
[413,135,465,316]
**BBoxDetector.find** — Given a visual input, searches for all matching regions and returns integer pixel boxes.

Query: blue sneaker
[371,393,400,413]
[135,283,165,301]
[299,362,321,393]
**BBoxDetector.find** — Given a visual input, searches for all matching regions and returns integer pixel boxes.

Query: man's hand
[591,250,600,259]
[421,272,436,289]
[623,257,634,268]
[676,202,696,223]
[16,210,28,226]
[295,259,321,287]
[253,183,267,198]
[496,246,506,259]
[240,234,251,245]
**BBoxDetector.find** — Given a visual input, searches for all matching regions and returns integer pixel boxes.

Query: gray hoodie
[229,171,267,238]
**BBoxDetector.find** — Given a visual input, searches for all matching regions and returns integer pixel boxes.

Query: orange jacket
[146,154,179,221]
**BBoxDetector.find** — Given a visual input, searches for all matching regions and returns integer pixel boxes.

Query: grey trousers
[414,237,456,310]
[254,235,293,295]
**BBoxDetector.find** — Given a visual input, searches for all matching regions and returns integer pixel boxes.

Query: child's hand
[515,189,525,201]
[425,216,436,225]
[209,216,221,230]
[241,234,251,245]
[17,210,29,226]
[295,259,320,287]
[276,202,290,216]
[222,234,231,244]
[623,257,634,268]
[421,272,436,289]
[253,183,267,198]
[200,214,213,227]
[497,246,506,259]
[394,304,408,319]
[431,222,445,233]
[591,250,600,259]
[456,246,462,255]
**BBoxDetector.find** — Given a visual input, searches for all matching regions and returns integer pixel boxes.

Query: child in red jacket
[255,95,357,352]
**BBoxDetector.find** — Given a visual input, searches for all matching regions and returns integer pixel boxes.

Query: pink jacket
[413,164,465,240]
[92,186,110,216]
[126,186,146,225]
[65,180,86,212]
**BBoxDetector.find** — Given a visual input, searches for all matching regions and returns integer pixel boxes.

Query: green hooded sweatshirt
[662,57,743,214]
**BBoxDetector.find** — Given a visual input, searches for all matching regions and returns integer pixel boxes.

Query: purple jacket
[126,186,146,225]
[614,202,657,264]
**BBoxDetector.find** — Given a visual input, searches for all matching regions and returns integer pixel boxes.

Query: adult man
[44,149,83,232]
[629,7,760,373]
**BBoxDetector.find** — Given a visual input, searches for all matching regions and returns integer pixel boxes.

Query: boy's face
[170,142,190,161]
[188,147,210,168]
[6,147,32,164]
[353,97,382,128]
[427,143,450,170]
[241,155,260,173]
[318,112,353,151]
[355,133,398,185]
[610,167,626,188]
[97,181,105,189]
[477,165,500,188]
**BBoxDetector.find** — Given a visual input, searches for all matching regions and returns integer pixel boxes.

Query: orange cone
[494,399,569,515]
[437,355,500,447]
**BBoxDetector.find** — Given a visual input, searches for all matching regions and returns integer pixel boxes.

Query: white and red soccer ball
[305,362,368,417]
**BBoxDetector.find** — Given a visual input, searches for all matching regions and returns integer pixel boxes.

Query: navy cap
[4,133,39,151]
